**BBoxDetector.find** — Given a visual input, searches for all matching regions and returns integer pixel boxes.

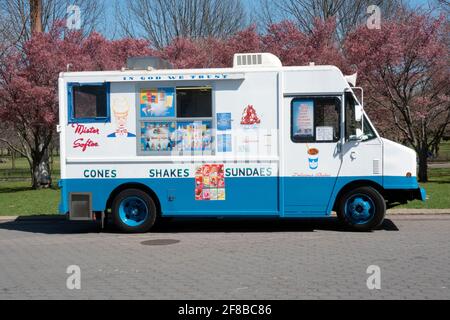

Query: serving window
[176,87,212,118]
[68,83,110,123]
[138,86,214,155]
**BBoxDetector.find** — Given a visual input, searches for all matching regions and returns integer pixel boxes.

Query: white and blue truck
[57,53,425,232]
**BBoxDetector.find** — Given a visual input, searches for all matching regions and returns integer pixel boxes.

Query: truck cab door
[282,96,343,216]
[339,92,383,185]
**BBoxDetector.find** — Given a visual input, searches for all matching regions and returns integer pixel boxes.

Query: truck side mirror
[355,104,363,122]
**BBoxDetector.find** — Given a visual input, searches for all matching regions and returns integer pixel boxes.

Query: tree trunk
[29,0,43,34]
[11,149,15,170]
[31,151,52,189]
[49,145,53,173]
[417,148,428,182]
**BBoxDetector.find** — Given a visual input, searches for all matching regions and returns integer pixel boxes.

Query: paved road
[0,215,449,300]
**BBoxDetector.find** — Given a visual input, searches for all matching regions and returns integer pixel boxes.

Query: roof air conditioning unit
[126,56,173,71]
[233,53,282,68]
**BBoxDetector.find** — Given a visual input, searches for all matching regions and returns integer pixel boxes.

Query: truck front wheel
[112,189,157,233]
[337,186,386,231]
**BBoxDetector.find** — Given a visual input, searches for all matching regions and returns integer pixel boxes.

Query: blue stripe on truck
[59,176,419,217]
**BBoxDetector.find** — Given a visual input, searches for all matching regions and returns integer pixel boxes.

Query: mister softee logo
[72,123,100,152]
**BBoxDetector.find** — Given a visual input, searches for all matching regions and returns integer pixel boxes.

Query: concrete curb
[0,215,66,222]
[0,209,450,222]
[387,209,450,215]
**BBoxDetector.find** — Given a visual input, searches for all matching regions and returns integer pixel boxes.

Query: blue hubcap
[344,194,375,224]
[119,196,148,227]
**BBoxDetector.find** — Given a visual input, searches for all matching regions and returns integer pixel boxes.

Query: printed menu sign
[292,100,314,138]
[217,113,232,131]
[316,126,333,141]
[217,134,232,152]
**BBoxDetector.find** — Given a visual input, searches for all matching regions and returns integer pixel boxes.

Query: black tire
[112,188,157,233]
[337,186,386,231]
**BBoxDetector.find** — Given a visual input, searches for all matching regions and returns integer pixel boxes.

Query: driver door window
[291,97,340,143]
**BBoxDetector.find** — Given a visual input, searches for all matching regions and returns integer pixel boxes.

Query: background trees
[116,0,247,49]
[0,24,153,188]
[0,0,104,49]
[345,11,450,181]
[0,0,449,186]
[257,0,404,42]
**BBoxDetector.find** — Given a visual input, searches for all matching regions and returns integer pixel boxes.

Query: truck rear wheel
[337,186,386,231]
[112,189,157,233]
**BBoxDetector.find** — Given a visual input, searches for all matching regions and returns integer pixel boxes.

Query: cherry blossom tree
[6,10,446,189]
[159,26,261,69]
[0,23,153,188]
[262,18,348,72]
[345,11,450,182]
[159,20,345,71]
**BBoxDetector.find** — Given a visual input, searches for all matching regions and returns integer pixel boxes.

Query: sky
[99,0,435,40]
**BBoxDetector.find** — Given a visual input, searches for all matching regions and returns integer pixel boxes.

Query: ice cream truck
[57,53,425,232]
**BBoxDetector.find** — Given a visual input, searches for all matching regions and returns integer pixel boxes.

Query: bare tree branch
[0,0,106,50]
[258,0,404,42]
[116,0,247,49]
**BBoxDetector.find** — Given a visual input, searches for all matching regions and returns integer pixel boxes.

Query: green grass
[0,155,61,215]
[0,165,448,216]
[0,156,60,179]
[0,180,60,216]
[434,140,450,162]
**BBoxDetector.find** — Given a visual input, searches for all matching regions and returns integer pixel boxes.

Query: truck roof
[59,65,343,79]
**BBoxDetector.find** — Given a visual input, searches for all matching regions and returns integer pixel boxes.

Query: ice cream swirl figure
[107,98,136,138]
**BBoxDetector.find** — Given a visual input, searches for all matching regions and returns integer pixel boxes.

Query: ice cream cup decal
[307,147,319,170]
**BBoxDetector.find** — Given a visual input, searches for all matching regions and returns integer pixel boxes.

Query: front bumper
[385,187,426,207]
[414,187,427,202]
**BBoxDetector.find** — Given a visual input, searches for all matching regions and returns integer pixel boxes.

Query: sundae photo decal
[107,97,136,138]
[195,164,226,201]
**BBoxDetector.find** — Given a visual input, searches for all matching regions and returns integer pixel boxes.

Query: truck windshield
[345,92,360,140]
[362,115,377,141]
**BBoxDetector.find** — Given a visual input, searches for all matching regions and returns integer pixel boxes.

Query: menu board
[173,121,213,152]
[140,121,176,152]
[140,88,175,118]
[140,120,213,153]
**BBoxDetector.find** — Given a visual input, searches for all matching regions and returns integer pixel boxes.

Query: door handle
[350,151,357,160]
